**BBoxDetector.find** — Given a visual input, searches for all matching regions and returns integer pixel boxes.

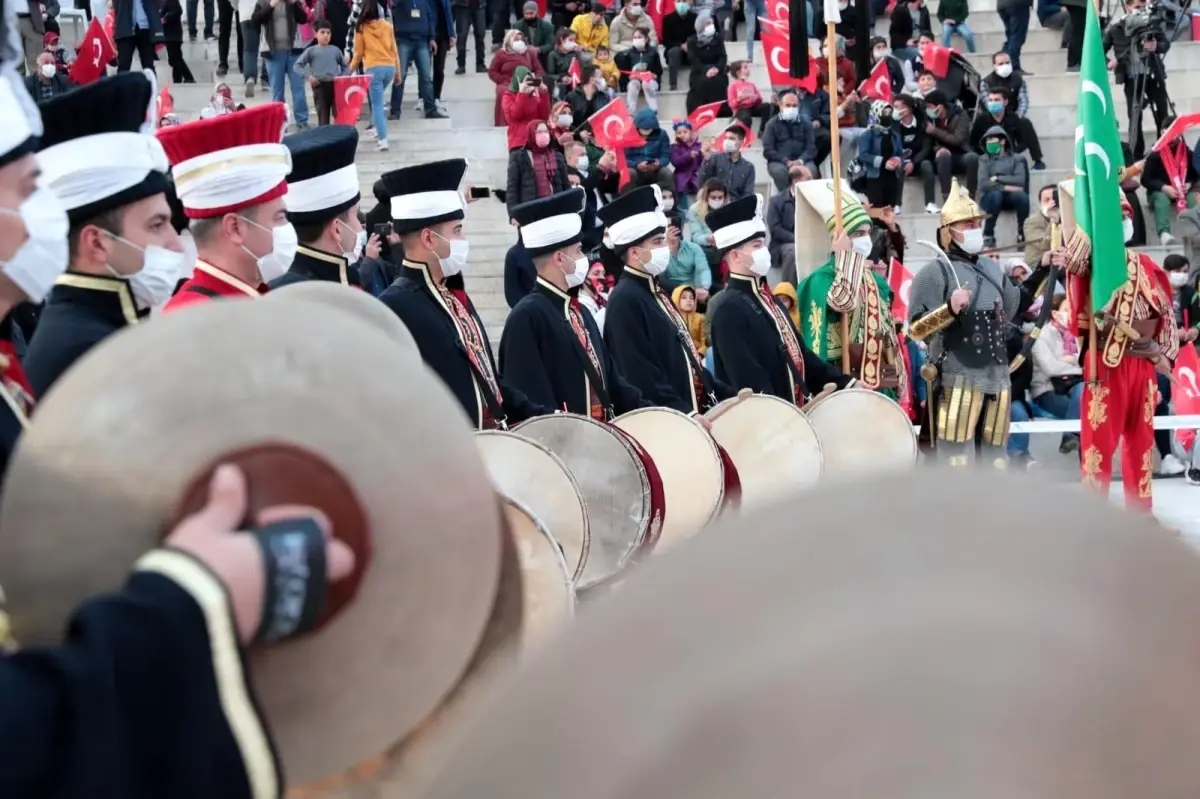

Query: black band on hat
[252,516,329,645]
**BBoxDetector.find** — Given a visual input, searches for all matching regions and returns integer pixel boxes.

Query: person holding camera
[1104,0,1172,159]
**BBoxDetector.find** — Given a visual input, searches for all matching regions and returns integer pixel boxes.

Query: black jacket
[564,85,607,129]
[660,9,695,50]
[889,5,932,50]
[614,45,663,90]
[23,71,71,102]
[1142,141,1199,194]
[267,245,362,290]
[504,240,537,309]
[1103,16,1170,84]
[506,148,570,217]
[895,115,931,164]
[684,33,728,112]
[113,0,164,40]
[160,0,183,41]
[23,274,146,397]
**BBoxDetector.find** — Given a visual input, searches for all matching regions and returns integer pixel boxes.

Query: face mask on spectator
[873,47,887,61]
[985,139,1003,155]
[926,106,940,120]
[512,39,527,53]
[576,154,589,170]
[629,4,643,14]
[986,100,1004,114]
[1123,218,1134,243]
[779,106,799,121]
[708,197,725,209]
[557,113,573,126]
[995,63,1013,78]
[850,234,873,256]
[676,1,689,11]
[633,36,646,48]
[535,131,551,147]
[40,63,55,78]
[595,76,607,90]
[955,226,984,254]
[663,197,675,211]
[1170,271,1189,288]
[702,23,715,36]
[722,137,739,153]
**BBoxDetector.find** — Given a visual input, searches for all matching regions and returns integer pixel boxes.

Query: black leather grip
[251,517,328,645]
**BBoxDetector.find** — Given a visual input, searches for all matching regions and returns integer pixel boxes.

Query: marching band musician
[24,73,183,397]
[268,125,366,290]
[707,194,855,404]
[378,159,547,429]
[907,178,1021,468]
[794,184,907,401]
[600,185,734,414]
[500,188,647,419]
[1063,188,1178,512]
[158,103,295,311]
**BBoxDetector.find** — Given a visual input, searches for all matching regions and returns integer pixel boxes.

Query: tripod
[1126,43,1175,158]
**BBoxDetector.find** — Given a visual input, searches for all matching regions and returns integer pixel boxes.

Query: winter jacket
[794,88,831,128]
[1102,18,1170,84]
[686,200,714,246]
[660,9,696,49]
[685,32,728,112]
[565,84,607,128]
[502,85,552,149]
[726,78,762,111]
[855,125,905,179]
[160,0,183,41]
[697,152,755,199]
[1142,141,1199,194]
[506,146,570,214]
[936,0,968,22]
[543,47,581,86]
[569,12,609,51]
[670,138,704,196]
[390,0,449,40]
[888,4,931,50]
[975,126,1028,195]
[505,239,537,308]
[609,8,657,52]
[114,0,164,40]
[762,114,815,170]
[251,0,307,53]
[489,48,544,125]
[895,116,931,165]
[624,108,672,168]
[766,187,794,251]
[515,15,555,57]
[1031,322,1082,398]
[615,44,662,89]
[968,108,1026,154]
[979,69,1028,117]
[663,244,711,293]
[926,103,970,153]
[669,285,708,355]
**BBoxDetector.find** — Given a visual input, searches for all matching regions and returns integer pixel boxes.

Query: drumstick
[705,388,754,423]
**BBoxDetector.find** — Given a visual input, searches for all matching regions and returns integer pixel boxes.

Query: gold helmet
[939,177,986,228]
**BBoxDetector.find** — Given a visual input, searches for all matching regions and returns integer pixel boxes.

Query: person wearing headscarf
[503,65,552,150]
[488,26,544,126]
[683,11,727,114]
[506,119,570,218]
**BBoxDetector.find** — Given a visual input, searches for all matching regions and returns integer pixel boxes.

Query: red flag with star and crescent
[761,25,816,92]
[568,57,583,88]
[1173,342,1200,450]
[334,74,372,125]
[588,99,646,189]
[69,16,116,86]
[888,257,912,322]
[685,100,723,133]
[645,0,675,39]
[859,58,893,103]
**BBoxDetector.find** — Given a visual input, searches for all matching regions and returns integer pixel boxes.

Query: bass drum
[475,431,590,583]
[704,394,823,508]
[803,388,918,478]
[614,407,726,551]
[514,414,664,591]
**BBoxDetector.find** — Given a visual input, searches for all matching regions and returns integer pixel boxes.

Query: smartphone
[469,186,491,200]
[373,222,392,238]
[527,75,542,86]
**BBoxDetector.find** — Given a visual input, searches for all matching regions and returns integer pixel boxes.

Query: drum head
[502,498,576,640]
[475,431,590,582]
[705,394,823,507]
[0,300,502,786]
[804,389,918,478]
[514,415,652,590]
[614,408,723,550]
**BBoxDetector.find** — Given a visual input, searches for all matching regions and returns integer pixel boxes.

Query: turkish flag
[920,41,952,78]
[621,69,655,84]
[761,26,816,92]
[859,58,893,103]
[1173,343,1200,450]
[567,57,582,88]
[686,100,723,133]
[1152,116,1200,212]
[588,99,645,148]
[156,85,174,124]
[888,258,912,323]
[69,16,116,86]
[713,119,755,149]
[334,74,372,125]
[646,0,675,39]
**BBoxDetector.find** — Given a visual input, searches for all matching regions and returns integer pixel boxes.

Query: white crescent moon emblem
[769,44,787,76]
[1181,367,1200,399]
[1082,80,1107,115]
[873,75,888,96]
[696,110,715,128]
[1084,142,1111,179]
[603,115,626,143]
[92,37,102,68]
[344,85,364,105]
[772,0,789,19]
[899,278,911,306]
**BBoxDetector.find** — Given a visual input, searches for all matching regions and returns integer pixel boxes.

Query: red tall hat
[158,102,292,219]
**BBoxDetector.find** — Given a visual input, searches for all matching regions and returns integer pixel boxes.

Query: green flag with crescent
[1074,0,1126,313]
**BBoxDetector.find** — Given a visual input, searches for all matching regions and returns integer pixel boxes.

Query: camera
[1122,1,1166,40]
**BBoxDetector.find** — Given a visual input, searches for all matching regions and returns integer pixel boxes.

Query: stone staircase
[62,0,1200,337]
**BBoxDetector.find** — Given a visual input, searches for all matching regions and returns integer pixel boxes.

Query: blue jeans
[979,188,1030,238]
[265,49,309,125]
[743,0,765,60]
[1034,382,1084,443]
[998,3,1030,71]
[1009,398,1031,456]
[240,20,260,82]
[367,64,396,142]
[940,21,976,52]
[394,37,436,115]
[186,0,213,37]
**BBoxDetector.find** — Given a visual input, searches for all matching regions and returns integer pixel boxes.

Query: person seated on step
[697,123,755,200]
[623,107,675,193]
[661,0,696,91]
[1031,293,1085,455]
[762,88,817,192]
[591,42,620,91]
[545,28,585,101]
[514,1,557,60]
[570,1,610,57]
[892,94,934,213]
[921,89,977,201]
[684,11,728,114]
[609,0,657,52]
[937,0,977,52]
[660,219,711,298]
[685,178,727,276]
[766,165,803,283]
[565,64,609,126]
[615,25,662,111]
[725,59,773,138]
[1142,125,1199,247]
[506,120,571,217]
[975,126,1029,249]
[549,0,588,30]
[968,83,1045,171]
[889,0,931,62]
[868,36,909,96]
[914,68,938,100]
[853,100,906,213]
[816,33,856,94]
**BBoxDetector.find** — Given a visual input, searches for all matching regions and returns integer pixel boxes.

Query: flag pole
[824,22,851,374]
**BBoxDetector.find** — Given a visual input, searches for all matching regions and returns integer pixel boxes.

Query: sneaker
[1187,467,1200,486]
[455,65,466,74]
[475,61,486,72]
[425,107,450,119]
[414,99,423,111]
[216,64,228,77]
[1059,435,1080,454]
[436,99,448,114]
[1159,453,1187,476]
[244,77,255,98]
[204,33,216,41]
[1161,231,1177,246]
[925,202,938,214]
[188,32,197,41]
[376,140,389,151]
[1032,160,1046,170]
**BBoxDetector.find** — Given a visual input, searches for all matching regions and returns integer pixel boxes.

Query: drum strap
[456,341,508,430]
[559,319,614,420]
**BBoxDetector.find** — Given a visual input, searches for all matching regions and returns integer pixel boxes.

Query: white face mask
[557,113,573,127]
[106,234,187,309]
[708,197,725,209]
[779,106,799,121]
[956,226,985,254]
[240,218,298,283]
[337,219,366,265]
[702,23,715,36]
[629,4,643,14]
[575,155,590,171]
[640,246,670,277]
[564,253,589,287]
[746,246,771,276]
[662,198,675,211]
[995,63,1013,78]
[633,37,646,48]
[595,76,607,91]
[1170,270,1189,288]
[39,63,55,78]
[1123,218,1134,243]
[512,39,527,53]
[722,138,739,154]
[0,188,70,303]
[850,234,873,256]
[1042,204,1055,218]
[433,230,470,277]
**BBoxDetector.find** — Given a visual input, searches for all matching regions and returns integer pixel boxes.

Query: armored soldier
[907,178,1021,467]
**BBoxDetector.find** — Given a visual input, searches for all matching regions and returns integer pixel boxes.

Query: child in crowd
[671,285,707,355]
[580,262,610,331]
[615,24,662,111]
[296,20,347,126]
[670,119,705,201]
[661,186,682,230]
[915,70,938,98]
[726,59,773,136]
[772,283,800,331]
[546,29,584,101]
[592,44,621,91]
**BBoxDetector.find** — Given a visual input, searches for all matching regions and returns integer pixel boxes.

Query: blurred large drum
[515,414,664,590]
[614,407,729,551]
[804,388,918,477]
[705,394,822,507]
[475,431,590,582]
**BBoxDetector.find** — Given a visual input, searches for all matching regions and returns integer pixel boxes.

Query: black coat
[0,551,282,797]
[23,275,145,398]
[660,9,696,50]
[709,273,852,401]
[603,267,731,413]
[614,45,663,91]
[160,0,184,41]
[889,4,932,50]
[0,315,31,482]
[378,260,545,428]
[684,33,728,113]
[505,148,569,217]
[500,277,646,417]
[113,0,164,41]
[267,246,362,290]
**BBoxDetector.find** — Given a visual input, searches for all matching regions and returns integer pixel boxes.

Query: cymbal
[262,281,417,353]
